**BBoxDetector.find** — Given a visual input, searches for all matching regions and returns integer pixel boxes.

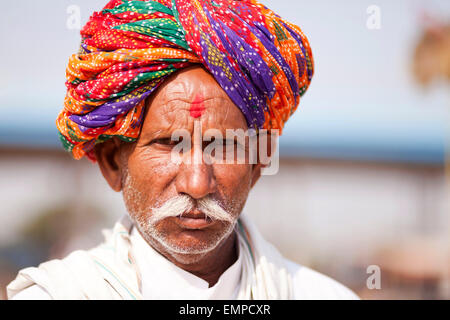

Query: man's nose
[175,120,217,199]
[175,160,217,200]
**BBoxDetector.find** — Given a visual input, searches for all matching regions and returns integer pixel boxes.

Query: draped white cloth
[7,214,294,300]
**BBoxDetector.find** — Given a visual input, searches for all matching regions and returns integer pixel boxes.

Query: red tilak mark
[189,93,206,118]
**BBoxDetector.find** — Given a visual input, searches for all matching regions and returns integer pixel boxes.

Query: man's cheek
[217,165,252,191]
[127,161,178,193]
[132,156,180,184]
[214,163,251,182]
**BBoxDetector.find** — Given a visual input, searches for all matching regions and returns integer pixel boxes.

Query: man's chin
[145,226,233,256]
[133,215,236,262]
[152,230,229,255]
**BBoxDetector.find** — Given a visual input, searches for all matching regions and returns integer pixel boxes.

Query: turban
[56,0,314,161]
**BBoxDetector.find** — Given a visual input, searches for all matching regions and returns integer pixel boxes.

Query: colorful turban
[56,0,314,160]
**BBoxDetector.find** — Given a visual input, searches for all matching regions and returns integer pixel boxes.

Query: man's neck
[146,231,238,287]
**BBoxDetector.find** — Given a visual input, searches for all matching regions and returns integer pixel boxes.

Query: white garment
[8,214,358,300]
[130,227,243,300]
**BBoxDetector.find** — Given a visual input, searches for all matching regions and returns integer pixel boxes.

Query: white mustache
[149,195,234,225]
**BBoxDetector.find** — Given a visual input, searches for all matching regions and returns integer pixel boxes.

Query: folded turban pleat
[56,0,314,160]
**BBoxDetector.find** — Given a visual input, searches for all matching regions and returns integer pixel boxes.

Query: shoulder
[7,218,137,300]
[7,249,115,300]
[9,284,52,300]
[284,259,359,300]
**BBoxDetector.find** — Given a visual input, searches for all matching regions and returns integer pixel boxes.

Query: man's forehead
[153,67,230,103]
[140,67,247,136]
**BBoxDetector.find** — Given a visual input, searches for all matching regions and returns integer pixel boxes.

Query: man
[8,0,358,299]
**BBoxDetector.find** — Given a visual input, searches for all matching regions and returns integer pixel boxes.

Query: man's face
[114,67,260,263]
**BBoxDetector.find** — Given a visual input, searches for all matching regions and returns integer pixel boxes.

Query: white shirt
[129,227,243,300]
[11,228,358,300]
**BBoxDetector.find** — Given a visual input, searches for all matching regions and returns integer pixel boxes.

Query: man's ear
[250,164,262,188]
[94,137,126,192]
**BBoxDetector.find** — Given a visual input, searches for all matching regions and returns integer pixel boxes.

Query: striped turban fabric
[56,0,314,161]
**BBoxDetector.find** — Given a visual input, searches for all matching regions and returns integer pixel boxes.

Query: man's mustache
[149,195,234,225]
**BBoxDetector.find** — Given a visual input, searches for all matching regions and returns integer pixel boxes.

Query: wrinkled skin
[94,66,266,286]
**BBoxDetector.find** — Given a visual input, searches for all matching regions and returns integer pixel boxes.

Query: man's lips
[174,210,215,230]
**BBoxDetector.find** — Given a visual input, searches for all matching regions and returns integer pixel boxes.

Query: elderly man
[7,0,357,300]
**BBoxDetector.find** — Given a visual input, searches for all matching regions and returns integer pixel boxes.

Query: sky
[0,0,449,163]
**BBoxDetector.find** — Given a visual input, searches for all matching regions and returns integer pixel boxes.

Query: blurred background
[0,0,449,299]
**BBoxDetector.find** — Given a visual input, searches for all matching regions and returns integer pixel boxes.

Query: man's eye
[150,138,179,146]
